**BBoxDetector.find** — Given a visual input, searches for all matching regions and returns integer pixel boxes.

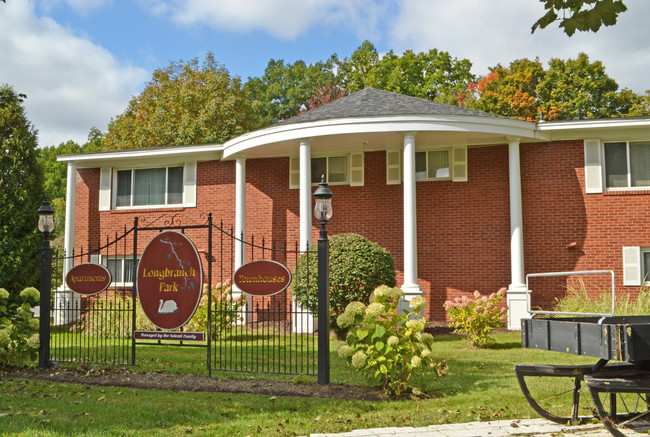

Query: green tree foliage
[292,233,396,338]
[0,85,44,294]
[533,0,628,36]
[104,53,257,150]
[244,57,338,125]
[461,53,649,120]
[337,41,474,105]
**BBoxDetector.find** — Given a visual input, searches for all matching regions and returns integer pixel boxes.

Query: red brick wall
[71,140,650,322]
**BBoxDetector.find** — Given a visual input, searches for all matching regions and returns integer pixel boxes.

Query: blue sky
[2,0,649,148]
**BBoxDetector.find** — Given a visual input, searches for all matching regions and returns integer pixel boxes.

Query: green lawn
[0,332,599,437]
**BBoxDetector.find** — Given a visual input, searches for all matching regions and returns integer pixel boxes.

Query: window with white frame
[644,249,650,284]
[604,141,650,189]
[115,166,184,207]
[311,156,348,184]
[104,256,138,285]
[415,150,450,180]
[289,153,364,188]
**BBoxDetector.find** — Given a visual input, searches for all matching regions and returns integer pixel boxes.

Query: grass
[0,331,599,437]
[555,278,650,315]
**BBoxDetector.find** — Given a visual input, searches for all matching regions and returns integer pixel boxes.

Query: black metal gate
[45,213,319,378]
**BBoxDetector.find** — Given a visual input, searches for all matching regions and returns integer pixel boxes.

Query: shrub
[185,283,243,340]
[78,293,155,338]
[337,285,447,396]
[444,288,507,348]
[0,287,40,367]
[293,233,396,338]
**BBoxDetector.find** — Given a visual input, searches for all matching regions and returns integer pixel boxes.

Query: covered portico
[221,88,547,329]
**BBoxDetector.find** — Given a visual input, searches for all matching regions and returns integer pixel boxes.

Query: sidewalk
[309,418,650,436]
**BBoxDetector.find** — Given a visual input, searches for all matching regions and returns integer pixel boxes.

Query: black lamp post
[313,175,333,385]
[37,197,54,370]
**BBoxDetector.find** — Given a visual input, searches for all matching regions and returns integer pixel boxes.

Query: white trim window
[116,166,183,207]
[415,150,450,180]
[386,145,467,185]
[99,162,196,210]
[311,156,348,184]
[104,256,138,285]
[289,153,364,188]
[604,141,650,189]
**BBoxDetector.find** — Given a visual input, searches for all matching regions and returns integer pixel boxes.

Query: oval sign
[65,263,112,296]
[137,231,203,330]
[234,260,292,297]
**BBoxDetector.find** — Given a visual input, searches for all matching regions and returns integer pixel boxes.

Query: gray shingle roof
[281,87,505,125]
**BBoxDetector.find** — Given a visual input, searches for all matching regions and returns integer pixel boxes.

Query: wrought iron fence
[45,214,320,378]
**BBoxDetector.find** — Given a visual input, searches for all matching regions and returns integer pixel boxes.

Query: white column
[294,140,314,333]
[507,138,528,330]
[299,140,312,251]
[63,163,76,274]
[233,158,246,301]
[401,133,421,301]
[59,163,78,325]
[234,158,246,269]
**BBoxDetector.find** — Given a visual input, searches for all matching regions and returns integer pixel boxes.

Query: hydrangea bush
[0,287,41,367]
[337,285,447,396]
[444,288,507,348]
[186,282,244,340]
[292,233,396,339]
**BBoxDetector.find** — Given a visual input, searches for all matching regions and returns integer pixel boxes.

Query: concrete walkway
[309,418,650,436]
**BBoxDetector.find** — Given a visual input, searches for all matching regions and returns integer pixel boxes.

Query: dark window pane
[106,259,122,282]
[604,142,628,188]
[644,252,650,283]
[116,170,132,206]
[134,168,166,205]
[630,142,650,187]
[167,166,184,204]
[311,158,327,184]
[415,152,426,178]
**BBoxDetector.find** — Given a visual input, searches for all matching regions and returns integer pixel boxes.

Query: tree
[533,0,628,36]
[244,57,338,125]
[461,54,649,120]
[0,85,44,294]
[336,41,474,105]
[104,53,257,150]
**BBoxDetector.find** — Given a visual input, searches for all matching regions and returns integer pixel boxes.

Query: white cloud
[0,1,148,147]
[151,0,388,40]
[387,0,650,93]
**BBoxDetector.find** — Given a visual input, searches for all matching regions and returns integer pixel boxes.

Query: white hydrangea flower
[345,301,366,317]
[406,319,424,332]
[365,302,385,318]
[411,355,422,368]
[26,333,40,349]
[337,344,353,359]
[387,335,399,347]
[410,296,426,312]
[351,351,367,369]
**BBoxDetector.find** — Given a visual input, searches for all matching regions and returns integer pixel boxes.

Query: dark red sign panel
[65,263,112,296]
[234,260,292,297]
[137,231,203,330]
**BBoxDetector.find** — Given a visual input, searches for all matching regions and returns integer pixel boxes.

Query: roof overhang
[222,114,545,159]
[538,117,650,142]
[57,143,223,168]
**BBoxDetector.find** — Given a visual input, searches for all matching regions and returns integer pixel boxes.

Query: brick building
[58,88,650,329]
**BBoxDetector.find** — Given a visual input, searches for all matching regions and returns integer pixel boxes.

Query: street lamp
[313,175,333,385]
[37,198,55,236]
[37,197,54,369]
